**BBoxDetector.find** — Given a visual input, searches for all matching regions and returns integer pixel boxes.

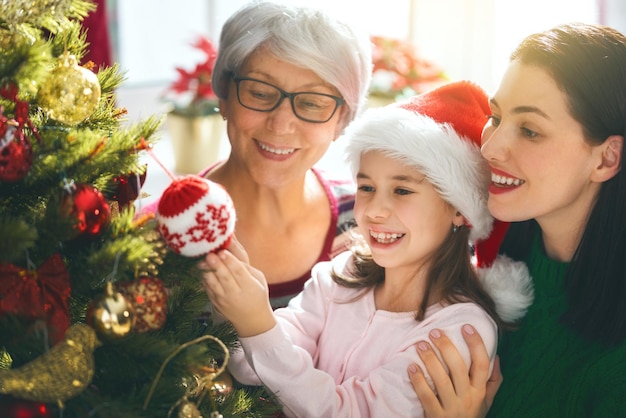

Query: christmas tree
[0,1,279,416]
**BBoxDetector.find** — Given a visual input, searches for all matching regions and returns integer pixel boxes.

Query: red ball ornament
[0,121,33,182]
[156,175,236,257]
[0,396,55,418]
[61,183,111,237]
[116,277,168,332]
[109,168,147,209]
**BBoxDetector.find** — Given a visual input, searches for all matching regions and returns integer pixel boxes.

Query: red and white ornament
[156,175,236,257]
[116,277,167,332]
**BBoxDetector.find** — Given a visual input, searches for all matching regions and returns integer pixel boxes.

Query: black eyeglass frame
[232,74,345,123]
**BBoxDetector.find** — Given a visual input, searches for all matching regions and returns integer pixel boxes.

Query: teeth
[491,173,524,186]
[258,141,295,155]
[370,231,405,244]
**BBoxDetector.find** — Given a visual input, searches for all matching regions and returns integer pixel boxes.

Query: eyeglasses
[232,75,344,123]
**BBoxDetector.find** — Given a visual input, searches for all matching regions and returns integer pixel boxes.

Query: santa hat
[156,175,236,257]
[344,81,533,322]
[345,80,492,242]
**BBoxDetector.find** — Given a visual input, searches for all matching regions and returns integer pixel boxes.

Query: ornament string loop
[142,335,230,412]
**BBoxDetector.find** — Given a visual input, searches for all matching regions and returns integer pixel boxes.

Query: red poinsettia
[370,35,448,99]
[163,36,219,116]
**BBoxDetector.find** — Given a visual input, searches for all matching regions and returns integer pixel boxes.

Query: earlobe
[218,98,228,120]
[453,211,467,228]
[592,135,623,182]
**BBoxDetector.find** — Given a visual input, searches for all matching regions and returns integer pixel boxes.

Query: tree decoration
[60,180,111,238]
[108,167,147,209]
[156,175,236,257]
[0,253,71,344]
[143,335,230,418]
[0,116,32,182]
[37,51,101,126]
[0,396,55,418]
[0,83,43,182]
[0,0,83,28]
[116,276,167,332]
[192,366,233,400]
[0,323,100,404]
[87,281,136,339]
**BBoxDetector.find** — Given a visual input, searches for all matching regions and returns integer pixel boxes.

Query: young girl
[201,81,532,417]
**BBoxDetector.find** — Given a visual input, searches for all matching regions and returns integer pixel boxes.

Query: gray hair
[211,1,372,129]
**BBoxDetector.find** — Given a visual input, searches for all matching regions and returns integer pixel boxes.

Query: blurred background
[94,0,625,204]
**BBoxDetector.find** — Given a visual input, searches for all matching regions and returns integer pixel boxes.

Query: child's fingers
[226,234,250,263]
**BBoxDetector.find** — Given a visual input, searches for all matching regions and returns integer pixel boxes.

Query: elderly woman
[149,1,372,308]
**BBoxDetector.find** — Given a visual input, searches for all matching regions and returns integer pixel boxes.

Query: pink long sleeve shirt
[227,251,498,417]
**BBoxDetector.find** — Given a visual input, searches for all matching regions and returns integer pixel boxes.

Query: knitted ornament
[156,175,236,257]
[344,81,533,322]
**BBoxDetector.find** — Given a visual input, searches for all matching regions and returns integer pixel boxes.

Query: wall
[113,0,606,94]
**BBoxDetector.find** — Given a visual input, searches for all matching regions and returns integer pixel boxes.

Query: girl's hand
[225,235,250,263]
[407,325,501,418]
[200,249,275,337]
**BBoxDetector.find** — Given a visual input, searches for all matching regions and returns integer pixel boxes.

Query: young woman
[409,23,626,417]
[201,81,532,417]
[146,1,372,308]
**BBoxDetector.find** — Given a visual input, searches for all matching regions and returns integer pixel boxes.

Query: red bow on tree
[0,253,71,344]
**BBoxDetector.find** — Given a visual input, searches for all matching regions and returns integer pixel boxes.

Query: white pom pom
[478,255,534,322]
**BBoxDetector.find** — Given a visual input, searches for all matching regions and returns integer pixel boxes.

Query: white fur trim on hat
[343,105,493,242]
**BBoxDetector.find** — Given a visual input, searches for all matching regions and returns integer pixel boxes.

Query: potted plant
[162,36,225,174]
[369,35,449,106]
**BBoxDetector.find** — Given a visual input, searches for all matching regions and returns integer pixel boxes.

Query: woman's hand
[407,325,501,418]
[200,248,275,337]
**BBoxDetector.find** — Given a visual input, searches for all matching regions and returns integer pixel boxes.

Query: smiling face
[219,49,346,188]
[481,61,604,231]
[354,151,462,273]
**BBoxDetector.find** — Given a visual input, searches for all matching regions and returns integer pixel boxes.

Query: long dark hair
[507,23,626,345]
[332,226,505,330]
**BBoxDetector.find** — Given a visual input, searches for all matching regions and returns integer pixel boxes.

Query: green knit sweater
[487,237,626,417]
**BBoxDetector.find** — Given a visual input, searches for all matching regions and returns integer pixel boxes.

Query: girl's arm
[407,326,501,418]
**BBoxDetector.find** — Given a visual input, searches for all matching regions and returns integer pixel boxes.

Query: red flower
[163,36,219,116]
[370,36,448,98]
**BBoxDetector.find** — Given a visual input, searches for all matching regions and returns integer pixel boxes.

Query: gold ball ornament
[0,324,100,404]
[87,282,136,339]
[194,367,233,399]
[209,371,233,399]
[37,52,101,126]
[1,0,72,26]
